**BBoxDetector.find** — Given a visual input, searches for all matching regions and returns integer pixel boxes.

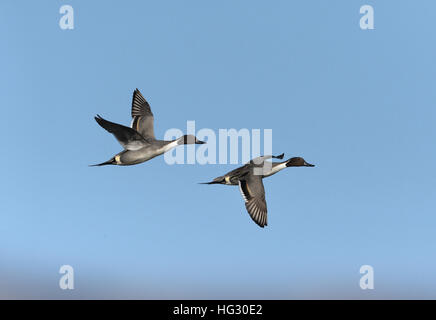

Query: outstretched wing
[131,89,155,140]
[95,115,149,151]
[238,175,268,227]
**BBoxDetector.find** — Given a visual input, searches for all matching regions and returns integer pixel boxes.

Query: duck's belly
[119,148,163,165]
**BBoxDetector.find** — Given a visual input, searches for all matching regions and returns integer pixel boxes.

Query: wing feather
[131,89,155,140]
[238,176,268,228]
[95,115,148,151]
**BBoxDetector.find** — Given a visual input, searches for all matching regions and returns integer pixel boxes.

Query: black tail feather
[89,157,116,167]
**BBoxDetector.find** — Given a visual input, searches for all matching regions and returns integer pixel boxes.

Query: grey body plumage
[92,89,205,166]
[201,154,314,228]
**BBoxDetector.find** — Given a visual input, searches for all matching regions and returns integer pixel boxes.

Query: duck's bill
[304,161,315,167]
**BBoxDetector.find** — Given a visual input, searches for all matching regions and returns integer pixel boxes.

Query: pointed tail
[89,157,116,167]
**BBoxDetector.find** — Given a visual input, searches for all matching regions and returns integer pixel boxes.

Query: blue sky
[0,0,435,299]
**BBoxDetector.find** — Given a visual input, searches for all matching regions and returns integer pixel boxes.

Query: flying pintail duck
[91,89,205,166]
[201,154,314,228]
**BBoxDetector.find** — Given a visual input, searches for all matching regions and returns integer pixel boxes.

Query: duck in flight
[91,89,205,166]
[201,154,314,228]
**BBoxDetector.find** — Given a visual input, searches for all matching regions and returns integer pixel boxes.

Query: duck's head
[286,157,315,167]
[178,134,206,145]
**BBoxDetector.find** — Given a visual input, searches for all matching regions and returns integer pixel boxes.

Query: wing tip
[252,216,267,228]
[245,200,268,228]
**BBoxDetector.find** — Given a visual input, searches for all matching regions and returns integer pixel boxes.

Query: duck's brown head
[286,157,315,167]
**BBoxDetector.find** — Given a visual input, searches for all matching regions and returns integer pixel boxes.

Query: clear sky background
[1,1,435,299]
